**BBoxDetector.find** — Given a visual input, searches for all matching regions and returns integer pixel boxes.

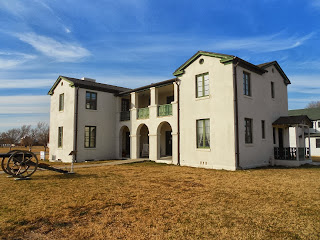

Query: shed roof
[272,115,312,127]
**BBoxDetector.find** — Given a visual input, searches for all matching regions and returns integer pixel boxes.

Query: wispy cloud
[311,0,320,8]
[0,95,49,114]
[0,78,53,89]
[288,75,320,94]
[212,32,315,53]
[16,32,91,62]
[0,51,36,69]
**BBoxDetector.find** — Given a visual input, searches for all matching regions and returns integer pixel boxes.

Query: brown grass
[0,162,319,240]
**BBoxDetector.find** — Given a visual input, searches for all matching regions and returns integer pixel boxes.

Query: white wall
[237,65,289,168]
[49,79,75,162]
[76,88,117,162]
[178,56,236,170]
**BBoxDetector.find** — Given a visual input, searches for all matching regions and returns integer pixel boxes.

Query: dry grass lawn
[0,162,319,240]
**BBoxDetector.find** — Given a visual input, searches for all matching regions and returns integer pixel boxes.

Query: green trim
[173,51,234,77]
[48,76,74,95]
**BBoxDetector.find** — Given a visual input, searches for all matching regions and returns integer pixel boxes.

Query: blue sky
[0,0,319,131]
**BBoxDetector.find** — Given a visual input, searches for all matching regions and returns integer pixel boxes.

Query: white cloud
[311,0,320,8]
[0,51,36,69]
[288,75,320,94]
[0,79,53,89]
[16,32,91,62]
[0,95,49,114]
[212,32,315,53]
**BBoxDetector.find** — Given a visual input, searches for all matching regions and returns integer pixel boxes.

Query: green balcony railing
[158,104,172,117]
[137,107,149,119]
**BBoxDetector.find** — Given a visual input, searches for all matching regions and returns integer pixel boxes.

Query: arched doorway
[157,122,172,159]
[137,124,149,158]
[120,126,130,158]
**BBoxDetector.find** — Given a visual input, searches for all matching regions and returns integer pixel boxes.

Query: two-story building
[48,51,312,170]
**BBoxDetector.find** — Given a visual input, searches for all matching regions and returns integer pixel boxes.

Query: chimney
[81,77,96,82]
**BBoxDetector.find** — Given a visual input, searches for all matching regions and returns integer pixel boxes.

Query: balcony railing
[274,147,310,160]
[120,111,130,121]
[137,107,149,119]
[158,104,172,117]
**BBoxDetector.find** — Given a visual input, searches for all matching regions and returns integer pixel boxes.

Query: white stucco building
[288,108,320,158]
[48,51,312,170]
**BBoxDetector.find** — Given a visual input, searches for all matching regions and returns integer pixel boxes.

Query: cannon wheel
[1,150,18,175]
[6,150,38,178]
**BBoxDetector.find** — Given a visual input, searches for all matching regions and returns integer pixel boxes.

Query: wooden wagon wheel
[1,150,18,175]
[6,150,38,178]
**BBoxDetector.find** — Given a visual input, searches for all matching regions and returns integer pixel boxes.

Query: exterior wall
[237,65,289,168]
[76,88,117,162]
[310,137,320,156]
[178,56,236,170]
[49,79,75,162]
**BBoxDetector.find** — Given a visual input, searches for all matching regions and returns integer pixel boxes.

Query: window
[271,82,275,98]
[316,139,320,148]
[245,118,253,144]
[86,91,97,110]
[196,73,209,98]
[310,121,314,129]
[261,120,265,139]
[273,127,276,144]
[59,93,64,111]
[318,122,320,128]
[121,99,130,111]
[243,72,251,96]
[58,127,63,148]
[197,119,210,148]
[85,126,96,148]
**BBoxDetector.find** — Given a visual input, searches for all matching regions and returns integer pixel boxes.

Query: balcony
[137,107,149,119]
[120,111,130,121]
[274,147,310,160]
[158,104,172,117]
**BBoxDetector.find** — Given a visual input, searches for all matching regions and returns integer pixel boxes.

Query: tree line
[0,122,49,152]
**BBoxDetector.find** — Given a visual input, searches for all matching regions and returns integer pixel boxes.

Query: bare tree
[37,122,49,152]
[306,101,320,109]
[3,128,21,150]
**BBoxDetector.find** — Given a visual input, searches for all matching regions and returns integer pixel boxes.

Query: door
[278,128,283,148]
[165,131,172,156]
[125,132,130,157]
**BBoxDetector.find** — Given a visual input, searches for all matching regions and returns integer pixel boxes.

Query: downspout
[73,87,79,163]
[233,61,240,169]
[175,79,181,166]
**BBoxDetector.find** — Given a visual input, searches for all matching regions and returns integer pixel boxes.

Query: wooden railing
[120,111,130,121]
[158,104,172,117]
[137,107,149,119]
[274,147,309,160]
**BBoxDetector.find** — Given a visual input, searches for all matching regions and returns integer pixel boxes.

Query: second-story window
[196,73,209,98]
[243,72,251,96]
[59,93,64,111]
[86,91,97,110]
[271,81,275,98]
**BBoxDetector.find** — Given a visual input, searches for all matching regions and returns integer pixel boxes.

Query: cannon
[1,150,70,179]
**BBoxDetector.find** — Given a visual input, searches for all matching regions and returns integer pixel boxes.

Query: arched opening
[137,124,149,158]
[157,122,172,160]
[120,126,130,158]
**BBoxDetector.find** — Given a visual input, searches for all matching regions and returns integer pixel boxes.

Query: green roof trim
[289,108,320,121]
[173,51,235,76]
[48,76,74,95]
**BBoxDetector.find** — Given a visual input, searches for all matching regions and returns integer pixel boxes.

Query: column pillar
[131,134,138,159]
[173,82,179,103]
[295,126,300,161]
[308,126,312,160]
[149,87,158,119]
[149,134,157,161]
[131,92,137,121]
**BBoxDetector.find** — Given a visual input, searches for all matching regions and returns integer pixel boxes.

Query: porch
[272,115,313,167]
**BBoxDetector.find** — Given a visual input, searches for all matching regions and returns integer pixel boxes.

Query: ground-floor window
[197,119,210,148]
[58,127,63,148]
[316,139,320,148]
[245,118,253,144]
[85,126,96,148]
